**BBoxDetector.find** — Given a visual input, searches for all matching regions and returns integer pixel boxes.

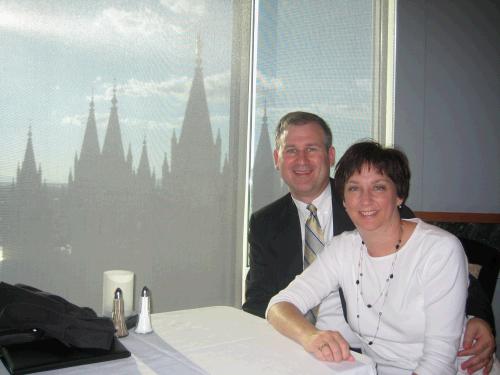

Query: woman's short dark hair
[334,140,411,203]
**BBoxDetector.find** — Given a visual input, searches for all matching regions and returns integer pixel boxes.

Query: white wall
[394,0,500,213]
[394,0,500,354]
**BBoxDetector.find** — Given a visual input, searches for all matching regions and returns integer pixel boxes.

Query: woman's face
[343,164,403,234]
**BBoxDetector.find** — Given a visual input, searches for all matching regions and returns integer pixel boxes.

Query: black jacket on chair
[0,282,115,350]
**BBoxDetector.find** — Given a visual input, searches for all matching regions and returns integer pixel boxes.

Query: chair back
[460,237,500,303]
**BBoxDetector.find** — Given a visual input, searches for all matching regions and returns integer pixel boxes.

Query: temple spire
[111,81,117,108]
[137,137,151,178]
[102,84,125,162]
[74,93,101,186]
[196,33,202,68]
[161,152,169,190]
[251,102,281,212]
[22,126,37,176]
[18,125,41,188]
[100,83,128,188]
[263,99,268,126]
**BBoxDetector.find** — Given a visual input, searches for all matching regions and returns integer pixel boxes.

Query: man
[243,111,495,373]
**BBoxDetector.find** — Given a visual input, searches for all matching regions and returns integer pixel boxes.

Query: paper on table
[323,351,377,375]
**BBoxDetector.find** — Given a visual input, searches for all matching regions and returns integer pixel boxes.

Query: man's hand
[303,330,354,363]
[458,317,495,374]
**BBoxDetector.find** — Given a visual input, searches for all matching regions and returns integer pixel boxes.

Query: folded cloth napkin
[0,282,115,350]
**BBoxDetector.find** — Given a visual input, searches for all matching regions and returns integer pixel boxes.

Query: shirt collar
[292,183,332,219]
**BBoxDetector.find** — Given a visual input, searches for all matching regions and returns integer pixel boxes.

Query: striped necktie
[304,204,324,323]
[304,204,324,268]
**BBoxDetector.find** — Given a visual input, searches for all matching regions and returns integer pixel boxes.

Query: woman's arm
[267,301,353,362]
[414,235,469,375]
[266,237,355,362]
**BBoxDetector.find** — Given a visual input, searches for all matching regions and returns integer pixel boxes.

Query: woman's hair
[334,140,411,203]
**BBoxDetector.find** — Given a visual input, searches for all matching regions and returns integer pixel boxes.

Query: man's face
[274,122,335,203]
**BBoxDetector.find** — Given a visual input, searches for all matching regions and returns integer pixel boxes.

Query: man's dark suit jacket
[242,178,494,329]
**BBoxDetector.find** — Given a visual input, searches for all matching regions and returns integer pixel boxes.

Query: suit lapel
[272,194,303,274]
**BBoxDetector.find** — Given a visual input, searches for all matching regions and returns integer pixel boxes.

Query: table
[0,306,376,374]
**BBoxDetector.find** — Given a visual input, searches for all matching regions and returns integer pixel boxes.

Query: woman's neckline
[360,219,418,257]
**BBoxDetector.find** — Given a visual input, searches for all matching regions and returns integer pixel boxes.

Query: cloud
[60,68,230,140]
[204,71,230,103]
[60,114,87,128]
[256,70,284,93]
[120,117,179,131]
[117,77,191,100]
[160,0,205,16]
[0,3,185,50]
[210,114,229,124]
[92,70,230,104]
[60,111,110,130]
[209,114,230,137]
[94,7,179,40]
[260,102,370,124]
[317,103,371,121]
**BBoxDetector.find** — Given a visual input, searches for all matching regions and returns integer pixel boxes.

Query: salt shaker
[135,286,153,334]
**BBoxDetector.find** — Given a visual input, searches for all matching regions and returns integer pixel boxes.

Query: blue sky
[0,0,374,184]
[253,0,374,171]
[0,0,233,183]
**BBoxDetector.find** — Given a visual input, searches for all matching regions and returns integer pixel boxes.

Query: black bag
[0,282,115,350]
[0,283,130,374]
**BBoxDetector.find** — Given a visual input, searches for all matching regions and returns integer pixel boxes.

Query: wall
[394,0,500,213]
[394,0,500,354]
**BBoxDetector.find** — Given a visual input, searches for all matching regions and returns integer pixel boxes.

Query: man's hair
[275,111,333,150]
[334,140,411,203]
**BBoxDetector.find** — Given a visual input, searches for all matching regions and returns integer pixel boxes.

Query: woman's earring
[398,204,402,209]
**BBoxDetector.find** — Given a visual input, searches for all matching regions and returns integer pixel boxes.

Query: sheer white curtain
[0,0,252,314]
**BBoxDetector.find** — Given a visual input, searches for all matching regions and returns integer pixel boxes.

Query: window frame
[241,0,398,304]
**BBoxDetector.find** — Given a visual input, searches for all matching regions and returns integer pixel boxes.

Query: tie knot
[307,204,318,215]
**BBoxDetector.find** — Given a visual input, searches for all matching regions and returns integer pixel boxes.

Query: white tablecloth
[0,306,376,375]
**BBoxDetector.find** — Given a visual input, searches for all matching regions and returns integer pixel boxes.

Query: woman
[266,141,469,374]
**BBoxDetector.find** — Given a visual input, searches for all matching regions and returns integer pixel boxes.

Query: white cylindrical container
[102,270,134,317]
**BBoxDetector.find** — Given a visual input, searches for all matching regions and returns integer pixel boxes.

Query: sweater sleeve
[266,238,342,318]
[414,235,469,375]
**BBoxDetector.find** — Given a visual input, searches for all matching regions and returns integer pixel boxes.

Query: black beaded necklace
[355,223,403,346]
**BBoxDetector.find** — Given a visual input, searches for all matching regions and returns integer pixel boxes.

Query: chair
[459,237,500,304]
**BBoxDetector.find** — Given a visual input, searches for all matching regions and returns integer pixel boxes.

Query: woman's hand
[304,330,354,362]
[267,302,354,363]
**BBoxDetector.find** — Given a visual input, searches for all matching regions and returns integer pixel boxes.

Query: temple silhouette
[0,35,286,312]
[251,103,284,214]
[0,36,236,312]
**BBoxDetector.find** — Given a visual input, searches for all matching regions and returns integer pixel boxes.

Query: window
[0,0,251,313]
[246,0,396,271]
[0,0,396,313]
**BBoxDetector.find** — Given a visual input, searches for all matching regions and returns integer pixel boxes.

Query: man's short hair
[275,111,333,150]
[334,140,411,203]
